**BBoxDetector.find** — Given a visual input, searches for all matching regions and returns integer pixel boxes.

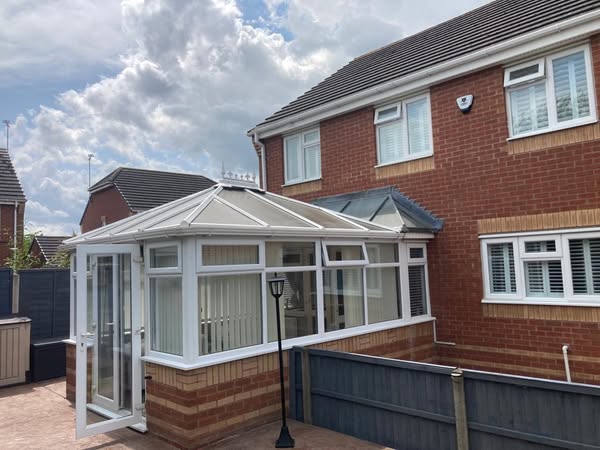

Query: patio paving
[0,378,388,449]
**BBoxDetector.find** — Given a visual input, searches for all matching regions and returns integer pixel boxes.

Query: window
[284,128,321,184]
[197,241,263,271]
[323,268,365,331]
[322,242,368,267]
[482,231,600,304]
[505,45,596,138]
[407,244,428,317]
[375,94,432,166]
[366,243,401,324]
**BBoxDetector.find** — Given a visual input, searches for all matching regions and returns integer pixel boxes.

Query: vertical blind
[510,83,548,135]
[408,265,427,316]
[406,98,431,154]
[285,136,301,182]
[553,51,590,122]
[150,277,183,355]
[378,121,403,165]
[488,243,516,294]
[570,238,600,295]
[304,144,321,180]
[198,274,262,354]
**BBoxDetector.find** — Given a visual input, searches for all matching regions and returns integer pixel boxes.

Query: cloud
[7,0,490,235]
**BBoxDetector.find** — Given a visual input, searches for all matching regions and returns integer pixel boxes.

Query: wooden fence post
[301,348,312,424]
[452,368,469,450]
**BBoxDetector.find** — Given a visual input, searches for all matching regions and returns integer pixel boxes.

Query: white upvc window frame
[196,239,265,273]
[146,241,182,274]
[283,127,321,185]
[505,43,597,140]
[403,242,431,318]
[374,92,434,167]
[481,229,600,306]
[321,241,369,267]
[504,58,545,87]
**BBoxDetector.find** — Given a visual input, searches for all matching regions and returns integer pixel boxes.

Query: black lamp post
[268,273,295,448]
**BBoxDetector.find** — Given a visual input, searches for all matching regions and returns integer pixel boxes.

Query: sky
[1,0,490,236]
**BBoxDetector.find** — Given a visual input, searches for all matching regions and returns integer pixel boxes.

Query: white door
[75,244,143,439]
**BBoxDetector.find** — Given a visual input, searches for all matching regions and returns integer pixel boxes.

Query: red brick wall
[0,202,25,266]
[262,35,600,384]
[80,186,131,233]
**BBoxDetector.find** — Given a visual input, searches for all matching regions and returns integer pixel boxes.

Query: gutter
[249,10,600,138]
[252,132,267,190]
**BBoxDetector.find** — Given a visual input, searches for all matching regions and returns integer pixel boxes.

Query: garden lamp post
[268,274,294,448]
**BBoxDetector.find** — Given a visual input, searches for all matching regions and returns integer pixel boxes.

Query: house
[248,0,600,388]
[80,167,215,233]
[0,148,26,265]
[28,235,70,267]
[63,1,600,448]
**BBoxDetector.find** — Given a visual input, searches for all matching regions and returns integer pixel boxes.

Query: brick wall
[80,186,132,233]
[0,202,25,266]
[262,34,600,384]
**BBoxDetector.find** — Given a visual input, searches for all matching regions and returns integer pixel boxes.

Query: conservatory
[63,183,437,441]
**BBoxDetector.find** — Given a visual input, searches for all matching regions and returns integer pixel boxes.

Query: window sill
[140,315,435,371]
[482,299,600,307]
[507,117,598,141]
[282,178,322,188]
[374,152,434,168]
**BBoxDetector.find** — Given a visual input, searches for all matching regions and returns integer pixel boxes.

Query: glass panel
[149,246,178,269]
[569,238,600,295]
[525,260,563,297]
[525,240,556,253]
[198,274,262,354]
[367,267,400,324]
[366,243,398,263]
[409,247,424,259]
[202,245,259,265]
[150,277,182,355]
[194,199,260,226]
[264,194,357,229]
[96,256,115,400]
[406,98,431,154]
[488,243,516,294]
[266,272,317,341]
[285,136,301,182]
[509,63,541,81]
[510,82,548,135]
[303,144,321,180]
[323,268,364,331]
[376,105,399,122]
[342,196,387,221]
[266,242,315,267]
[378,120,403,164]
[303,130,319,144]
[553,51,590,122]
[408,265,428,316]
[326,244,365,263]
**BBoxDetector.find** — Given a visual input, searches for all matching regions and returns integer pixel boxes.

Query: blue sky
[0,0,488,235]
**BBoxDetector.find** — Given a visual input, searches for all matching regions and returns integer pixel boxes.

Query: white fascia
[249,10,600,139]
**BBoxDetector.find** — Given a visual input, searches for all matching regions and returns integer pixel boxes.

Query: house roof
[64,184,407,247]
[258,0,600,127]
[31,236,69,262]
[312,187,443,233]
[89,167,215,212]
[0,148,26,203]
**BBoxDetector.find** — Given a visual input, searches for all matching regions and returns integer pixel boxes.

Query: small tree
[4,231,41,270]
[46,250,70,268]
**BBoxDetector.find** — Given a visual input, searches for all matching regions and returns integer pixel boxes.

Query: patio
[0,378,387,449]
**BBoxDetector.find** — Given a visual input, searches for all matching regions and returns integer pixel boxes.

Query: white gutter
[252,132,267,190]
[249,10,600,139]
[562,344,572,383]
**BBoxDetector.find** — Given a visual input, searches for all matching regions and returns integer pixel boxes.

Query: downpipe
[253,133,267,190]
[562,344,572,383]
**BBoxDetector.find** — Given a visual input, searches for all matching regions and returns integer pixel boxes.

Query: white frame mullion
[182,237,197,362]
[398,243,411,320]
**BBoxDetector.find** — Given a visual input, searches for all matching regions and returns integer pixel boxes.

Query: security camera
[456,95,474,114]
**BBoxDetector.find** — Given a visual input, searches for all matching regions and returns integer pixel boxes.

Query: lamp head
[268,276,286,298]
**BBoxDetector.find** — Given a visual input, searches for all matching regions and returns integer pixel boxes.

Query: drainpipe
[562,344,572,383]
[433,318,456,346]
[253,132,267,190]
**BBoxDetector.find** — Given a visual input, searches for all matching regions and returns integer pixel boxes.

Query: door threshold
[87,403,147,433]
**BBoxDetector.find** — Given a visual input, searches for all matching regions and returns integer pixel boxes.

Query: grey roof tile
[259,0,600,126]
[0,149,26,203]
[89,167,215,212]
[32,236,70,261]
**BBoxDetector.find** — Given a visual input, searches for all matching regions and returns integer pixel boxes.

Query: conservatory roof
[64,184,411,247]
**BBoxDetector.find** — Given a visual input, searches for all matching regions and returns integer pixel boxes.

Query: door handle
[80,332,94,338]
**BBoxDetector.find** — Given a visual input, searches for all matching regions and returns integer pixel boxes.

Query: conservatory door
[75,244,143,439]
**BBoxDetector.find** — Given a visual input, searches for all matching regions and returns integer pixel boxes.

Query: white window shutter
[303,144,321,180]
[408,265,427,316]
[510,83,548,135]
[488,243,516,294]
[285,136,301,182]
[377,121,403,164]
[553,51,590,122]
[406,98,431,154]
[569,238,600,295]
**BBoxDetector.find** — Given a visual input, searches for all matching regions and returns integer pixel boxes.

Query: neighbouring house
[249,0,600,386]
[28,235,70,267]
[0,148,26,266]
[63,1,600,448]
[80,167,215,233]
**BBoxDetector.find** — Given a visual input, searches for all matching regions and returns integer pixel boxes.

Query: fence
[289,347,600,450]
[0,268,13,316]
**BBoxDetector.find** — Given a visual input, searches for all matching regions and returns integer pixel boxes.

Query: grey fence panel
[19,269,70,341]
[0,268,12,315]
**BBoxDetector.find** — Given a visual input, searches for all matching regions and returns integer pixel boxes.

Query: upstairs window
[505,44,596,138]
[375,94,432,166]
[284,128,321,184]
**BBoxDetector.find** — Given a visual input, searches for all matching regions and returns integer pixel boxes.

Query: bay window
[375,94,433,166]
[482,230,600,304]
[505,44,596,138]
[284,128,321,184]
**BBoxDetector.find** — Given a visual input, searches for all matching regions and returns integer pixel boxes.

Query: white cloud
[8,0,491,235]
